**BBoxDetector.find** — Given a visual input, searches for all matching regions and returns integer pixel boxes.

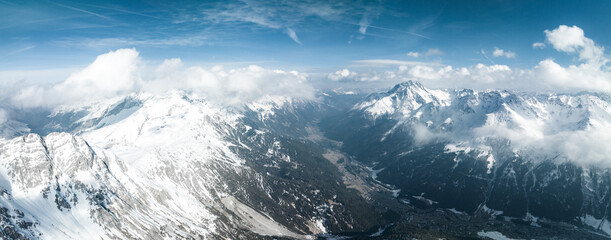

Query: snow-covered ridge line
[355,80,451,118]
[1,88,369,239]
[0,91,259,239]
[354,80,611,167]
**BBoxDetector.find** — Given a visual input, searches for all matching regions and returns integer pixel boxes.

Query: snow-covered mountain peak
[0,90,329,239]
[386,80,451,105]
[0,132,123,194]
[387,80,424,92]
[355,81,451,118]
[77,92,246,171]
[349,81,611,168]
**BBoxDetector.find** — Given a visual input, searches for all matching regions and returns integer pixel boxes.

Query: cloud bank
[328,69,358,81]
[145,58,314,105]
[331,25,611,93]
[11,49,315,108]
[467,96,611,167]
[13,49,142,108]
[536,25,610,92]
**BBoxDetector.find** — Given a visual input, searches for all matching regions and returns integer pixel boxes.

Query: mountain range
[1,81,610,239]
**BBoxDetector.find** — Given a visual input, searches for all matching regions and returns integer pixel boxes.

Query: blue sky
[1,0,610,94]
[2,0,609,69]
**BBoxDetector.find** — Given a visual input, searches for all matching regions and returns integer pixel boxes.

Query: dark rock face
[0,206,38,239]
[318,82,611,237]
[219,121,384,234]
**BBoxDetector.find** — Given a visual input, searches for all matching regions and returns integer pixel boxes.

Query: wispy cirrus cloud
[1,45,36,57]
[48,1,110,20]
[192,0,406,44]
[196,0,353,44]
[341,20,432,40]
[55,35,210,48]
[358,15,369,34]
[284,27,302,45]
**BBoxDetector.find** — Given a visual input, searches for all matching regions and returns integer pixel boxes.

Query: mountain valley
[1,82,610,239]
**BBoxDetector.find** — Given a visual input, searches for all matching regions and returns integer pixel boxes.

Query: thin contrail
[49,1,110,19]
[1,45,36,58]
[481,49,495,65]
[84,3,162,19]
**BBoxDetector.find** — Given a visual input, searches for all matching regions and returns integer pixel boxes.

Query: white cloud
[146,61,314,105]
[341,60,526,89]
[398,63,520,88]
[11,49,316,108]
[342,57,610,93]
[533,58,611,92]
[424,48,443,57]
[534,25,611,92]
[464,123,611,168]
[343,25,611,93]
[532,42,546,49]
[546,25,590,52]
[353,59,440,67]
[358,15,369,34]
[406,48,443,58]
[0,68,78,104]
[285,27,302,45]
[464,93,611,167]
[545,25,607,66]
[492,47,516,58]
[328,69,358,81]
[13,48,142,107]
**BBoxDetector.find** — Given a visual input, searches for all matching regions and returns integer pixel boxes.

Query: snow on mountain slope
[2,80,609,238]
[0,89,382,239]
[81,91,244,169]
[0,92,297,239]
[0,130,224,239]
[355,80,451,118]
[247,95,296,121]
[355,81,611,167]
